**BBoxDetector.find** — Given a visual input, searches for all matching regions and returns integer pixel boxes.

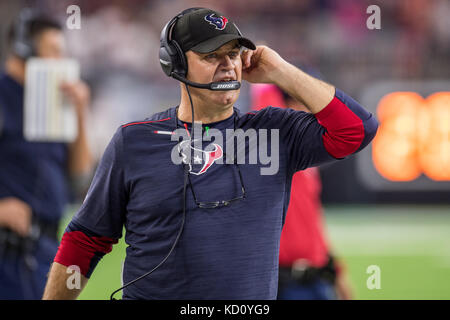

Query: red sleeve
[314,93,366,159]
[54,227,118,278]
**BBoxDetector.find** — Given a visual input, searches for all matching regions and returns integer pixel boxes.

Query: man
[43,8,377,300]
[251,83,354,300]
[0,10,93,299]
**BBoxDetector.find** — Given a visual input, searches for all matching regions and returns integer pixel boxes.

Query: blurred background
[1,0,449,299]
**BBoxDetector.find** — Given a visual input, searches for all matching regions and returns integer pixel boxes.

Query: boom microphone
[171,72,241,91]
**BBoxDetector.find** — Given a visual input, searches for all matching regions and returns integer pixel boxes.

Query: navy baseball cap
[172,8,256,53]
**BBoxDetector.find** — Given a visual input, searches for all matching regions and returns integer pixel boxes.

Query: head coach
[43,7,378,300]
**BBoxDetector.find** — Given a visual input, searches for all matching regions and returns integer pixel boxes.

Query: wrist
[76,105,88,122]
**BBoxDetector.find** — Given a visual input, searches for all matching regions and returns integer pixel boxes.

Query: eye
[228,51,239,59]
[205,53,217,59]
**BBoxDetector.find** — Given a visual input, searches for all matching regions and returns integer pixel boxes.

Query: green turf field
[59,204,450,300]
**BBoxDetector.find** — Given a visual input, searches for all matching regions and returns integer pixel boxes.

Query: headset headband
[13,8,36,59]
[159,7,243,78]
[159,8,205,78]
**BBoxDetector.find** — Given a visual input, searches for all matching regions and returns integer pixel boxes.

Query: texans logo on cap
[204,13,228,30]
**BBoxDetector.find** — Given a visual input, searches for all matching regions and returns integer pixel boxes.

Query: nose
[219,55,235,71]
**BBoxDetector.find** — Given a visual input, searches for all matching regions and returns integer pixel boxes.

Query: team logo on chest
[178,139,223,175]
[204,13,228,30]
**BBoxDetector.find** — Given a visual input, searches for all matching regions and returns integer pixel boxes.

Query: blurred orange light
[419,92,450,181]
[372,92,450,181]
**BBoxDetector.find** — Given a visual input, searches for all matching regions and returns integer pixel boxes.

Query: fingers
[60,82,77,99]
[12,215,31,237]
[59,81,90,110]
[13,199,32,236]
[60,81,88,95]
[0,198,32,237]
[241,49,253,70]
[60,82,80,96]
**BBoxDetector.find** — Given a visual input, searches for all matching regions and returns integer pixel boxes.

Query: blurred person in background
[251,82,353,300]
[0,9,93,299]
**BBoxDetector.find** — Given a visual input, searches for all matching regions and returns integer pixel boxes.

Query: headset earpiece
[159,17,187,77]
[170,40,187,77]
[13,9,35,60]
[159,8,204,79]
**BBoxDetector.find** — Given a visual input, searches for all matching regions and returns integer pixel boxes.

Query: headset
[12,8,36,59]
[11,8,62,60]
[159,7,241,91]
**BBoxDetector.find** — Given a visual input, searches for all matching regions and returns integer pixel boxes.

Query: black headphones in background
[12,8,39,60]
[11,8,63,60]
[159,8,241,91]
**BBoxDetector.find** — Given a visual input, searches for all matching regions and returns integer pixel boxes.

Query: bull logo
[178,139,223,175]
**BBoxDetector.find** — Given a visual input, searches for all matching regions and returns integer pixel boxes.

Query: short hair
[7,12,62,51]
